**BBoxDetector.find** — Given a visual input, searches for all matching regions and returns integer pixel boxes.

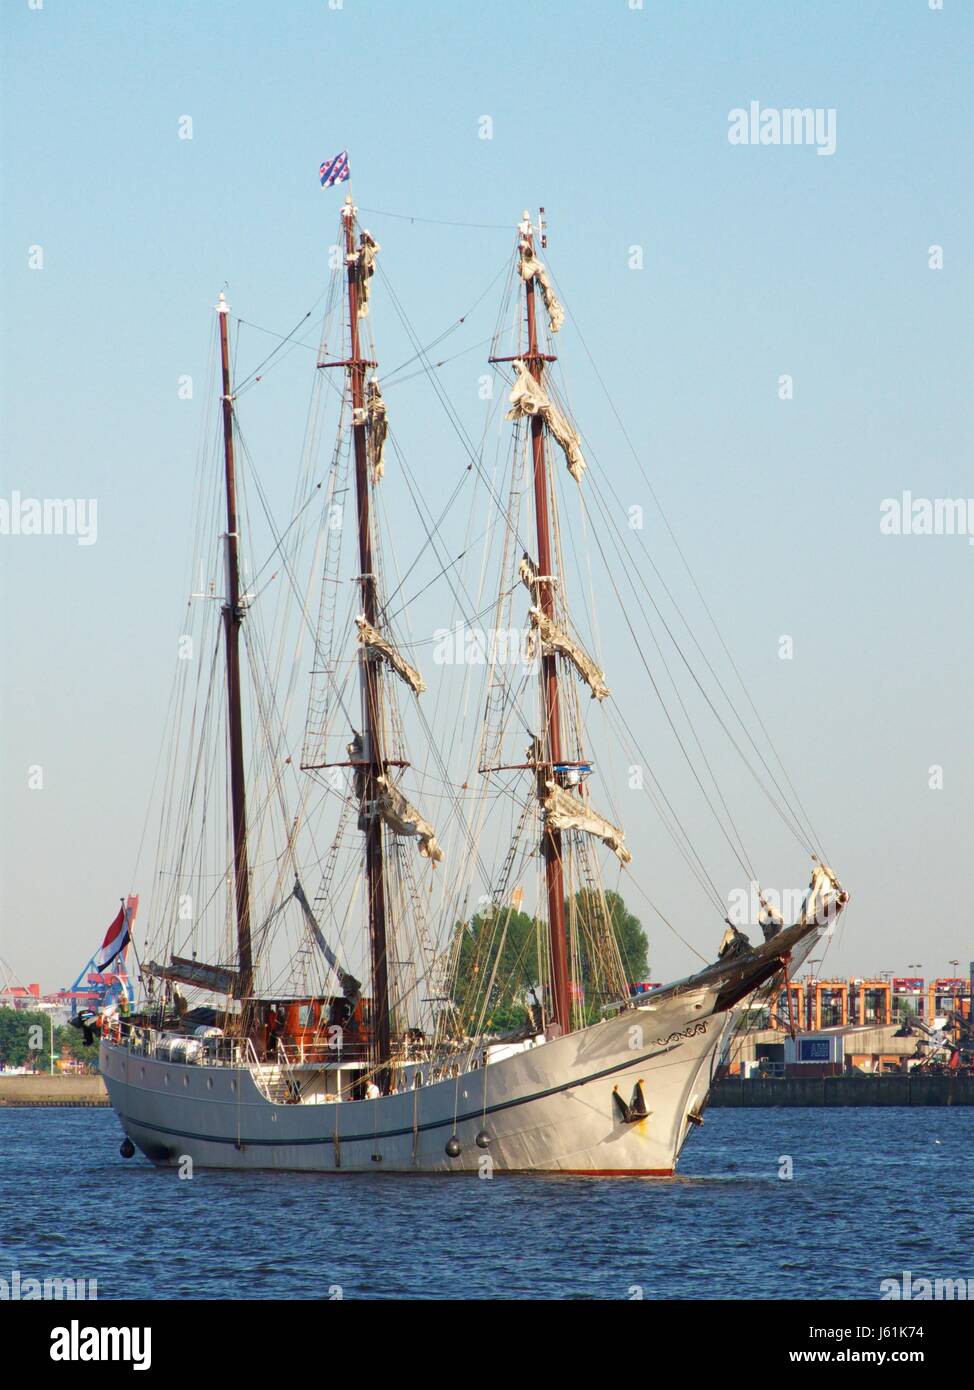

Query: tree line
[0,1007,98,1071]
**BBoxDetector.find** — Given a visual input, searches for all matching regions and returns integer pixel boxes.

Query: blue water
[2,1107,971,1299]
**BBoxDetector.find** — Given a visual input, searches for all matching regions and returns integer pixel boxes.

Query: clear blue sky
[1,0,971,991]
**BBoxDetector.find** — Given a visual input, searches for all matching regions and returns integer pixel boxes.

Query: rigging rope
[358,205,512,231]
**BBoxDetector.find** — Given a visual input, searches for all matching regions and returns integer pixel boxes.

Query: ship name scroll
[650,1021,708,1048]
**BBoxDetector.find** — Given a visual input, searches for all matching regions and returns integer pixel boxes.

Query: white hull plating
[101,986,734,1176]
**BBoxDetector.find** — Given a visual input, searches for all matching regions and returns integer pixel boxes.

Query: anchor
[612,1079,649,1124]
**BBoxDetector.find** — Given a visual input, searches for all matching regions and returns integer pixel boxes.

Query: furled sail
[365,378,387,481]
[527,605,610,701]
[356,230,379,317]
[519,249,565,333]
[542,780,632,864]
[506,359,586,482]
[519,552,539,595]
[355,616,426,694]
[143,956,239,997]
[375,775,443,863]
[757,892,785,942]
[718,923,752,959]
[292,878,362,1002]
[798,861,847,929]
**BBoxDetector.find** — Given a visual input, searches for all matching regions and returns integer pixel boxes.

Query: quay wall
[0,1074,108,1107]
[712,1074,974,1107]
[2,1071,972,1109]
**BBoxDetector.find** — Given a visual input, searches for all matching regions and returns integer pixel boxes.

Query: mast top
[519,209,548,246]
[216,291,230,315]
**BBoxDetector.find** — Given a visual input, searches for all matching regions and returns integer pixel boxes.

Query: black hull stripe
[115,1041,682,1149]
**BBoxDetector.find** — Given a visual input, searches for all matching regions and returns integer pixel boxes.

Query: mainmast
[342,196,392,1085]
[521,214,571,1036]
[216,294,254,1013]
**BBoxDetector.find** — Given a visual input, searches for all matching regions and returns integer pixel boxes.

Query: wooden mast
[342,196,392,1087]
[216,294,254,1015]
[522,214,571,1036]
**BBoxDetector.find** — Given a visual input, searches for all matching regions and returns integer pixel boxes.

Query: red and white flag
[95,901,133,971]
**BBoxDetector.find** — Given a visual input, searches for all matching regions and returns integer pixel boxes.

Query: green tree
[450,890,649,1034]
[570,888,648,987]
[454,907,542,1035]
[56,1023,99,1068]
[0,1007,51,1070]
[0,1008,99,1072]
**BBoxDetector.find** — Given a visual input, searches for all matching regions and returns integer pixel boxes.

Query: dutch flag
[95,901,133,971]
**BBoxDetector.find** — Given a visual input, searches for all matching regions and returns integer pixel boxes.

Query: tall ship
[99,193,847,1174]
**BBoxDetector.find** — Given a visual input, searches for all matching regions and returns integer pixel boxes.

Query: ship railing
[289,1037,370,1064]
[275,1042,303,1101]
[244,1037,272,1101]
[127,1024,370,1071]
[120,1026,242,1068]
[244,1037,305,1104]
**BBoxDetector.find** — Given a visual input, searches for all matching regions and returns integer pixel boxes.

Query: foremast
[342,195,391,1087]
[489,211,632,1035]
[216,294,254,1016]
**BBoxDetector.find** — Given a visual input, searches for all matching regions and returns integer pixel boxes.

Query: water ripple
[1,1107,971,1299]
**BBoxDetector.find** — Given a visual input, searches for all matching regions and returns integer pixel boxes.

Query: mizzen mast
[216,293,254,1012]
[342,195,392,1085]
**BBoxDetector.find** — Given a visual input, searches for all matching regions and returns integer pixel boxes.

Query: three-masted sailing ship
[99,196,848,1173]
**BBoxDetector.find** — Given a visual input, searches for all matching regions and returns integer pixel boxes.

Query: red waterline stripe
[555,1168,674,1177]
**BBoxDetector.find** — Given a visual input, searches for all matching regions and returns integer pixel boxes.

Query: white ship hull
[101,984,736,1176]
